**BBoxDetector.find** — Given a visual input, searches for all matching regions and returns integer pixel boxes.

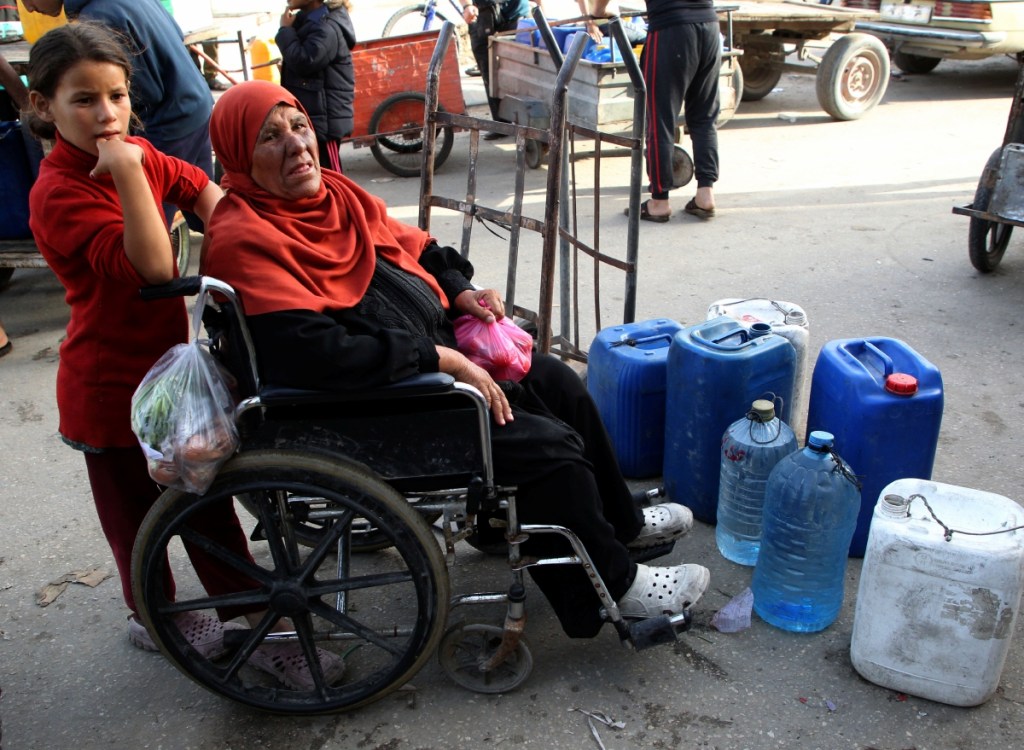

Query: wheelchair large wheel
[131,450,449,715]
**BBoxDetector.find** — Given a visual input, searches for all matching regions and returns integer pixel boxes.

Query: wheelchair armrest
[139,276,203,300]
[259,372,457,407]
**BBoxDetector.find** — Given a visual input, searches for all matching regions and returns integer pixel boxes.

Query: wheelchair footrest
[627,615,682,650]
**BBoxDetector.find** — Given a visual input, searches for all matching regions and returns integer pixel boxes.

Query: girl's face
[250,104,321,201]
[30,60,131,157]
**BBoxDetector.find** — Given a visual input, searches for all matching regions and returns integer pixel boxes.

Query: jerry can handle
[845,340,894,380]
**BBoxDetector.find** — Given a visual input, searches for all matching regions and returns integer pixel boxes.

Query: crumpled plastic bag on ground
[711,586,754,633]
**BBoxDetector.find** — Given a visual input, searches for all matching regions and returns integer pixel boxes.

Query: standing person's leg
[640,27,687,220]
[470,5,508,137]
[85,447,176,614]
[682,22,721,218]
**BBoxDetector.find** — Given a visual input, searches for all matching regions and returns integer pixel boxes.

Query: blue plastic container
[716,400,797,565]
[805,337,943,557]
[545,24,585,52]
[663,316,797,523]
[751,431,861,632]
[0,121,33,240]
[588,318,684,477]
[515,19,539,47]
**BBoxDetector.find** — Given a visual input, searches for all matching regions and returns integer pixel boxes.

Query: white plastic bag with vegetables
[131,330,239,495]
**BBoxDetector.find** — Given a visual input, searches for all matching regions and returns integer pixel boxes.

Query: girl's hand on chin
[91,138,143,179]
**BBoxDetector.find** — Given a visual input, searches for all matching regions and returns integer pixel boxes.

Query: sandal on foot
[247,642,347,690]
[624,200,671,223]
[627,502,693,549]
[683,197,715,220]
[618,563,710,618]
[127,612,244,659]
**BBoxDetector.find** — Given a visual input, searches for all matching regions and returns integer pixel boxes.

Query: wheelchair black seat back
[131,276,688,715]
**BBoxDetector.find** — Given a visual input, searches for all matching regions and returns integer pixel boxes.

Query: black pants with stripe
[641,21,721,198]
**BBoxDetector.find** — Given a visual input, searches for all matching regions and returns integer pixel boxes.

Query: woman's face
[250,104,321,200]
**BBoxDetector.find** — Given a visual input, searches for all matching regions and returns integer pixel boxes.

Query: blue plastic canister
[663,316,797,523]
[588,318,684,477]
[805,337,943,557]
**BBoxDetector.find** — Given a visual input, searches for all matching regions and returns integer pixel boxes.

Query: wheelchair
[130,276,692,715]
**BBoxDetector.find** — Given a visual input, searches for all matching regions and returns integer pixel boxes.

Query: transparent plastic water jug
[716,400,797,566]
[751,431,860,632]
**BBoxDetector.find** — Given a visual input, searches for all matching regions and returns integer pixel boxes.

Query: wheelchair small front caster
[438,622,533,694]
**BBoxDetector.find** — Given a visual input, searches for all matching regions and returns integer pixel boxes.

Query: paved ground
[3,5,1024,748]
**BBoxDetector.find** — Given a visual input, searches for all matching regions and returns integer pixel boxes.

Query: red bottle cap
[885,373,918,395]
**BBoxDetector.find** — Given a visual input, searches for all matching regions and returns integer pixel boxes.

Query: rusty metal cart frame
[418,11,648,362]
[952,55,1024,272]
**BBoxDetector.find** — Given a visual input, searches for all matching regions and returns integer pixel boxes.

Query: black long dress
[245,244,644,637]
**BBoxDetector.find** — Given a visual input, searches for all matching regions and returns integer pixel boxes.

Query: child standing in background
[276,0,356,171]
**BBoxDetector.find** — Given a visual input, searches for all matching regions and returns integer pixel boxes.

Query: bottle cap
[807,431,834,451]
[750,399,775,422]
[885,373,918,395]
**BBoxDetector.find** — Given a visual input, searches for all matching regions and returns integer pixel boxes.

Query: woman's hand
[454,288,505,323]
[437,346,513,426]
[462,4,479,23]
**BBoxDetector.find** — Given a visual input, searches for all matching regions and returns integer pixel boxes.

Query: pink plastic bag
[453,313,533,382]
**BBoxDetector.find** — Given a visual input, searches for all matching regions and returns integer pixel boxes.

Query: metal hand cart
[419,11,650,361]
[952,57,1024,272]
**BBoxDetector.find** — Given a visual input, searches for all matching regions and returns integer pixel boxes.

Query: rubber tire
[382,4,455,38]
[132,450,449,715]
[738,53,781,102]
[969,147,1013,273]
[170,210,190,276]
[816,33,890,121]
[369,92,455,178]
[893,51,941,75]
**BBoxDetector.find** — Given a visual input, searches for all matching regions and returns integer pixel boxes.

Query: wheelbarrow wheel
[816,33,889,121]
[131,449,449,715]
[369,92,454,178]
[969,147,1013,273]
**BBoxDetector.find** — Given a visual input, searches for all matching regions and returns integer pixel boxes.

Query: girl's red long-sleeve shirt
[29,134,207,449]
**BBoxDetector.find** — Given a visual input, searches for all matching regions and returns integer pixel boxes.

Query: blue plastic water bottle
[716,400,797,566]
[751,431,861,632]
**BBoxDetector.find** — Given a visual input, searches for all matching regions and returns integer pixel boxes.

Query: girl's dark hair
[25,21,135,140]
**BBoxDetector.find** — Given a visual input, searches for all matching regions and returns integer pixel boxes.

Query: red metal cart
[347,29,466,177]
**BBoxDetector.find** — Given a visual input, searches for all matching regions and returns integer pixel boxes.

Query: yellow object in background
[16,0,67,44]
[249,38,281,84]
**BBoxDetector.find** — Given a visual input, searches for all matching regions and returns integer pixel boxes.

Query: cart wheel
[438,622,533,694]
[815,33,890,121]
[738,44,782,102]
[170,210,190,275]
[369,92,455,178]
[524,138,543,169]
[132,450,449,715]
[671,145,695,189]
[969,147,1013,273]
[893,51,941,75]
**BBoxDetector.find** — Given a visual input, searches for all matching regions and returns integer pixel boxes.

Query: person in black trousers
[460,0,542,139]
[594,0,720,221]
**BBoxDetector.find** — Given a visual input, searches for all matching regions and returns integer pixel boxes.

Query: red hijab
[203,80,444,315]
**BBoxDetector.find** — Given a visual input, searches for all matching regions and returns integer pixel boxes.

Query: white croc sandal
[127,611,244,659]
[247,642,347,690]
[627,503,694,549]
[618,563,710,618]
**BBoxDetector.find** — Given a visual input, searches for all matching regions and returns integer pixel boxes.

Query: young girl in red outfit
[24,22,262,664]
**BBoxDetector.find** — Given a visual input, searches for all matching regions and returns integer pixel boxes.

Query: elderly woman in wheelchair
[130,80,709,714]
